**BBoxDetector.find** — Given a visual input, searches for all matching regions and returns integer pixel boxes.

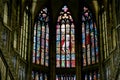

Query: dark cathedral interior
[0,0,120,80]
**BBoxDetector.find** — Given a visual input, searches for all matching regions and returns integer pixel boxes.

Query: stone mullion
[75,13,82,80]
[49,21,56,80]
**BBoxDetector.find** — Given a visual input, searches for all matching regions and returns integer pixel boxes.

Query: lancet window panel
[32,8,49,66]
[82,6,99,66]
[56,5,75,68]
[83,71,100,80]
[32,71,48,80]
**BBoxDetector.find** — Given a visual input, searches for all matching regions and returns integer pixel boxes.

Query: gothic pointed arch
[56,5,75,68]
[32,7,49,80]
[56,5,76,79]
[81,6,100,80]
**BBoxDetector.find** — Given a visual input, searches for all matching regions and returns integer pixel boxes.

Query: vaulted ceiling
[19,0,103,26]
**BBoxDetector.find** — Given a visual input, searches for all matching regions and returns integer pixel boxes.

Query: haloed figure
[61,35,70,54]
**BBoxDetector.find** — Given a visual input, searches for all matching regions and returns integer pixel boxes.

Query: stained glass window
[82,6,99,66]
[56,5,75,68]
[32,71,48,80]
[83,71,100,80]
[32,8,49,66]
[56,74,76,80]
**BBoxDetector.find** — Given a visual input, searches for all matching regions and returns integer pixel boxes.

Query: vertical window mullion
[40,21,43,65]
[44,21,46,66]
[35,21,38,64]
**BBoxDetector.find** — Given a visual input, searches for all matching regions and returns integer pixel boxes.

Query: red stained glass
[71,60,75,67]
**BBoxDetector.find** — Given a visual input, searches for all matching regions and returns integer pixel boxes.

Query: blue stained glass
[36,50,40,56]
[71,29,75,34]
[37,44,40,49]
[33,37,36,42]
[37,37,40,42]
[37,31,41,37]
[66,54,70,60]
[61,55,65,60]
[71,54,75,60]
[32,71,34,79]
[56,35,60,40]
[56,54,60,60]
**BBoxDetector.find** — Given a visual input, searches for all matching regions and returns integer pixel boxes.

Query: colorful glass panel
[56,5,75,68]
[32,71,48,80]
[83,71,100,80]
[32,8,49,66]
[82,6,99,66]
